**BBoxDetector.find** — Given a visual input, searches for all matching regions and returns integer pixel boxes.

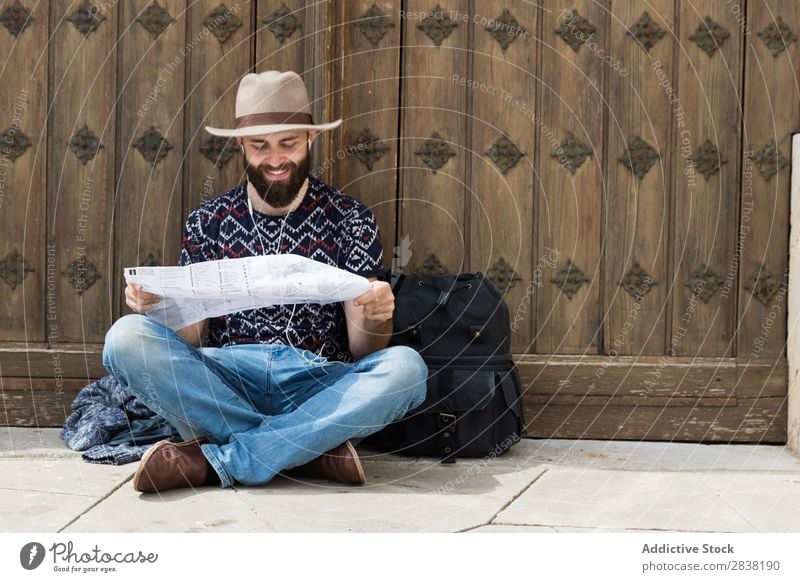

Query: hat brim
[205,119,342,137]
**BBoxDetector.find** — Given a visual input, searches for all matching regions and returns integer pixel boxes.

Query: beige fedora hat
[205,70,341,137]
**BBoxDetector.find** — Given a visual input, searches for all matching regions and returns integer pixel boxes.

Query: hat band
[235,112,313,128]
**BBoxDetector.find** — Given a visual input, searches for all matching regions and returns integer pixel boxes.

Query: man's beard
[245,149,311,209]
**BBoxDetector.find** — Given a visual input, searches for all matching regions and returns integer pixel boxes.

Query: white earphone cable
[245,146,344,369]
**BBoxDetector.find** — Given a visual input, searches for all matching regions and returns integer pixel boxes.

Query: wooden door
[1,1,794,443]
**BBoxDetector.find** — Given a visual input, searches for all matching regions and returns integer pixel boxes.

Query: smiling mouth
[264,167,291,180]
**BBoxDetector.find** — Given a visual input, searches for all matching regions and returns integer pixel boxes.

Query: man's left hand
[353,281,395,322]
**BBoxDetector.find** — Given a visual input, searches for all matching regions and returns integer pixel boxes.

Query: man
[102,71,428,493]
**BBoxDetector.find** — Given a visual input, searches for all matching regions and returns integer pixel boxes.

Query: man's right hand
[125,283,161,314]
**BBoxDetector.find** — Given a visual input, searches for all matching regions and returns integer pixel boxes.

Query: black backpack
[365,270,526,463]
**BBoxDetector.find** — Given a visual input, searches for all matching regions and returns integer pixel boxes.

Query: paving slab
[63,485,271,533]
[495,467,756,532]
[0,427,77,458]
[231,459,547,533]
[468,524,675,533]
[0,458,133,498]
[498,439,800,472]
[0,488,104,533]
[697,473,800,532]
[468,524,558,532]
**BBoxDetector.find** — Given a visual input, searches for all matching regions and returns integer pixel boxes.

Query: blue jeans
[101,314,428,488]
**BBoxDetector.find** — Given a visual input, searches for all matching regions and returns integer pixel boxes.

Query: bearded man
[102,71,427,493]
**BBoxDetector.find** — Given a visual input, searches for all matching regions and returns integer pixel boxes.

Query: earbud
[240,144,245,153]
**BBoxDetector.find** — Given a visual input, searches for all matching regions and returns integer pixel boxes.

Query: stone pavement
[2,428,799,533]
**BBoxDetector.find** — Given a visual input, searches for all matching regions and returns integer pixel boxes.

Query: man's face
[241,130,312,209]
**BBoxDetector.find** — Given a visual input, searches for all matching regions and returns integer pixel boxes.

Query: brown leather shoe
[133,437,213,493]
[297,440,366,485]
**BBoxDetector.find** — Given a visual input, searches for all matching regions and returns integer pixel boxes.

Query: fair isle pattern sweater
[179,176,384,362]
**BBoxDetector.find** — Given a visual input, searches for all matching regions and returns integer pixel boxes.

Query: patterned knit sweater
[179,175,384,362]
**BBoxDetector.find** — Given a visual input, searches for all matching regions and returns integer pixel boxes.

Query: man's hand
[125,283,161,314]
[345,278,394,359]
[352,280,394,322]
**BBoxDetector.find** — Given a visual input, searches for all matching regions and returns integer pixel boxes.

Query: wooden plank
[0,0,47,342]
[1,377,92,392]
[736,2,799,358]
[515,354,786,399]
[48,1,117,342]
[254,2,334,188]
[603,1,674,355]
[0,353,786,433]
[527,395,737,407]
[470,0,537,353]
[184,1,253,229]
[523,397,787,442]
[332,0,402,274]
[306,1,335,172]
[535,0,605,353]
[671,1,742,357]
[736,358,788,399]
[114,0,188,318]
[255,1,306,76]
[399,1,469,275]
[0,347,105,378]
[519,356,736,398]
[1,378,83,428]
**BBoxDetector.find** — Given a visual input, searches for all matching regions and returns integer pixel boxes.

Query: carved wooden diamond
[551,259,590,300]
[749,140,789,182]
[263,3,302,44]
[620,261,657,302]
[199,135,238,168]
[204,4,242,43]
[745,265,780,305]
[554,9,596,52]
[66,2,106,37]
[356,3,394,46]
[417,4,458,46]
[0,0,34,37]
[688,16,730,56]
[352,127,390,171]
[415,253,448,276]
[0,126,31,162]
[68,124,104,164]
[552,131,592,174]
[0,247,34,290]
[136,1,175,39]
[486,9,527,51]
[626,11,666,52]
[757,16,797,57]
[485,134,524,175]
[415,132,456,172]
[487,257,521,295]
[690,140,727,180]
[64,256,101,295]
[141,253,159,267]
[618,135,659,180]
[134,126,173,166]
[685,265,721,303]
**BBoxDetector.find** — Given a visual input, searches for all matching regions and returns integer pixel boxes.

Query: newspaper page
[123,255,373,330]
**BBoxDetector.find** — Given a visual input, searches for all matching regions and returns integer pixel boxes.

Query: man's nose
[262,151,289,168]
